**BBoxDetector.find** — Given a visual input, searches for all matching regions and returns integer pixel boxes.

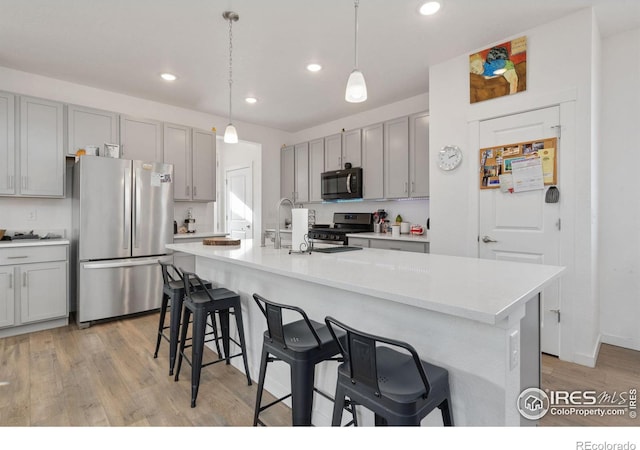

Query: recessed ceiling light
[306,63,322,72]
[160,73,177,81]
[419,1,441,16]
[245,97,258,104]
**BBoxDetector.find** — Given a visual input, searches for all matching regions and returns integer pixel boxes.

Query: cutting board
[203,237,241,246]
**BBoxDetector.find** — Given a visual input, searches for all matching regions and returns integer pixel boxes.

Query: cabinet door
[308,138,324,202]
[192,128,216,202]
[0,92,15,195]
[362,123,384,200]
[383,116,409,199]
[409,112,429,198]
[294,142,309,203]
[67,104,119,157]
[324,133,342,171]
[20,262,67,324]
[0,266,15,329]
[120,115,163,162]
[164,123,192,201]
[280,145,294,199]
[342,128,362,168]
[19,96,64,197]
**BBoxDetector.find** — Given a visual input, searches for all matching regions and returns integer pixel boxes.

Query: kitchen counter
[167,240,564,426]
[0,239,70,248]
[346,231,429,243]
[173,231,227,240]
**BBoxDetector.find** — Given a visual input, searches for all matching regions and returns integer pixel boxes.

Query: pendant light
[345,0,367,103]
[223,11,239,144]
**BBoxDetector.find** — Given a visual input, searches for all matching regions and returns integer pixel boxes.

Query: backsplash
[174,202,215,233]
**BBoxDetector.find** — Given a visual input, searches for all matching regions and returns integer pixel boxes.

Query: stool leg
[168,290,184,375]
[439,395,454,426]
[253,345,270,426]
[233,305,252,385]
[331,384,346,426]
[374,414,388,426]
[219,309,231,365]
[208,311,223,358]
[174,307,191,382]
[153,293,170,358]
[190,307,207,408]
[290,360,315,426]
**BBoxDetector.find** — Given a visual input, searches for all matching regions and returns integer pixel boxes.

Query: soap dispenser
[185,208,196,233]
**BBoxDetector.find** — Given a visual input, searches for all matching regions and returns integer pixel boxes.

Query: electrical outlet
[27,209,37,221]
[509,330,520,370]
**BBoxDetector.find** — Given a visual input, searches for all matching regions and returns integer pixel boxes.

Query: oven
[308,212,373,245]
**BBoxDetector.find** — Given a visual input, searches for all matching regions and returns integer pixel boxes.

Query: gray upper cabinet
[308,138,324,203]
[383,116,409,199]
[66,104,119,157]
[0,92,15,196]
[323,133,342,171]
[163,123,191,201]
[164,125,216,202]
[19,96,64,197]
[409,112,429,198]
[280,145,295,200]
[294,142,309,203]
[362,123,384,199]
[120,115,163,162]
[342,128,362,168]
[191,128,216,202]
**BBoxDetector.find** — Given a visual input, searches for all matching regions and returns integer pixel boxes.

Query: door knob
[482,235,498,243]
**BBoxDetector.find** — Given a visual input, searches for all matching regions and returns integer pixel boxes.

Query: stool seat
[326,316,454,427]
[252,294,355,427]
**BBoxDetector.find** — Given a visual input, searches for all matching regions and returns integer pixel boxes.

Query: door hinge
[550,309,561,323]
[551,125,561,139]
[556,218,561,230]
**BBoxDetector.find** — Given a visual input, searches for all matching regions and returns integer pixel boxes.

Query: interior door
[225,166,253,240]
[479,106,561,356]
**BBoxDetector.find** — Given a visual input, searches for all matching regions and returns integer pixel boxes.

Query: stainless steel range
[308,212,373,245]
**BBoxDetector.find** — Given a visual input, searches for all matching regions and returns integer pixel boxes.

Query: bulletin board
[479,137,557,190]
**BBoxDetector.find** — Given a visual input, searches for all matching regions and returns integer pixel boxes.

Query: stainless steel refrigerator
[72,156,174,327]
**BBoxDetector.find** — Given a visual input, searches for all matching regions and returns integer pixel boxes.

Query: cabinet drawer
[347,237,369,248]
[0,245,68,265]
[369,239,427,253]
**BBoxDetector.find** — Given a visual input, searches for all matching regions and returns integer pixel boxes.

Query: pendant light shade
[345,0,367,103]
[223,11,239,144]
[224,124,238,144]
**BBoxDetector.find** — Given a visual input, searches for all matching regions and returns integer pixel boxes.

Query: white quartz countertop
[0,239,70,248]
[166,240,564,325]
[347,232,429,243]
[173,232,227,240]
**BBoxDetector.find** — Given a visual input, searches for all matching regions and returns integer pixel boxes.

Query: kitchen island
[166,240,564,426]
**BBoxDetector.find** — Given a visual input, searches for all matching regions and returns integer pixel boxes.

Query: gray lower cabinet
[348,237,429,253]
[0,245,68,335]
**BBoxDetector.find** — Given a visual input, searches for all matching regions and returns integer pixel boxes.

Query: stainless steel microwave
[321,167,363,200]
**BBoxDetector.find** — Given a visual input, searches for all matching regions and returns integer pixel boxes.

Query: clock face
[438,145,463,171]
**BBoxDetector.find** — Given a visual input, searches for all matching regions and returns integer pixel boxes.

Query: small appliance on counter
[185,208,196,233]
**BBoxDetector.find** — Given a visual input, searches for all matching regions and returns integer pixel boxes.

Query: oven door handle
[346,173,352,194]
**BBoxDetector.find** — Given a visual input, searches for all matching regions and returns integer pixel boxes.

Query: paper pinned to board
[512,157,544,192]
[292,208,309,252]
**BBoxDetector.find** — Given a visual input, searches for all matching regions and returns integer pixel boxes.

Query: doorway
[225,166,253,240]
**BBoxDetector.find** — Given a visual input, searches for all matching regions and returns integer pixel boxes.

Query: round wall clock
[438,145,463,171]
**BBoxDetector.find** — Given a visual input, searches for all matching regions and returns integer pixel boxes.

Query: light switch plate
[509,330,520,370]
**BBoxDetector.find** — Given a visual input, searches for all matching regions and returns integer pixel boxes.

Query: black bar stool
[252,293,356,426]
[325,316,454,427]
[175,270,252,407]
[153,262,220,375]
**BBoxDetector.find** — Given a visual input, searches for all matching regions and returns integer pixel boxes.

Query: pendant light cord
[228,16,233,124]
[353,0,359,69]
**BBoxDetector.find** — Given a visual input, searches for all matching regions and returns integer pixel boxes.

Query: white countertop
[347,231,429,243]
[0,239,70,248]
[173,231,227,240]
[167,240,564,325]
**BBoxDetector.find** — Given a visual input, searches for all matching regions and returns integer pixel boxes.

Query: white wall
[0,65,288,240]
[599,27,640,351]
[429,9,600,365]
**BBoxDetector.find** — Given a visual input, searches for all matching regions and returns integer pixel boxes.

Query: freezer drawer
[77,255,171,325]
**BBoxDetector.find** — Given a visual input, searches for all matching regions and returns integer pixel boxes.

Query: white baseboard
[572,334,601,368]
[601,334,640,352]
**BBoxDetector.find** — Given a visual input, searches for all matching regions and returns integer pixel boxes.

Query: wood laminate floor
[1,312,638,427]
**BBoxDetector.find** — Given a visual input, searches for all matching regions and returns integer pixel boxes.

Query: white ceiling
[0,0,638,132]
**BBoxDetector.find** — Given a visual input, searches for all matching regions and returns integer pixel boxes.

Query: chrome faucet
[274,197,294,249]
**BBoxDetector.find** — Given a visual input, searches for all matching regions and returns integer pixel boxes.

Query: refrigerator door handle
[133,168,140,249]
[82,258,164,270]
[123,167,131,249]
